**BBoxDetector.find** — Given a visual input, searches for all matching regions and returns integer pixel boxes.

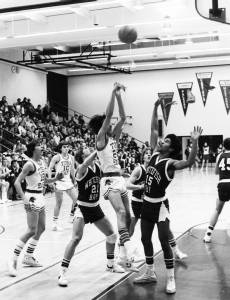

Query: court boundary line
[92,222,210,300]
[0,238,105,292]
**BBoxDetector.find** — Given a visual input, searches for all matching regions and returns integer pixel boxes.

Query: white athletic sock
[166,268,175,278]
[26,238,38,257]
[13,240,26,261]
[119,245,127,259]
[107,259,114,268]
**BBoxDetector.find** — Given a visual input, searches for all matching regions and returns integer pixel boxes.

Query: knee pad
[106,233,117,244]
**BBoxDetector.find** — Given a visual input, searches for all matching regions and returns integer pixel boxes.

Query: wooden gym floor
[1,167,230,300]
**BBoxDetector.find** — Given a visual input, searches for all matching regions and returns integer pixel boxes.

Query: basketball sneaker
[8,259,17,277]
[106,263,125,273]
[52,223,63,231]
[166,276,176,294]
[58,271,68,287]
[174,248,188,260]
[125,259,139,273]
[22,255,42,267]
[133,268,157,284]
[203,232,212,243]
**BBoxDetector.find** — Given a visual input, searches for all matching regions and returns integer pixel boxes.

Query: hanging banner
[176,82,193,116]
[219,80,230,114]
[158,92,174,125]
[196,72,213,106]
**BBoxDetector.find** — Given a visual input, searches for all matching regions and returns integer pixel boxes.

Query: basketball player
[49,141,78,231]
[203,138,230,243]
[58,148,124,287]
[133,98,202,294]
[201,142,210,170]
[88,83,138,272]
[126,151,187,261]
[8,141,63,276]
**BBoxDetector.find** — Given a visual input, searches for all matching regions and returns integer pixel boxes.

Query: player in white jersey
[49,141,78,231]
[88,83,138,272]
[8,141,63,277]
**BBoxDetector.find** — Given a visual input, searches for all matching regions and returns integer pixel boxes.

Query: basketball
[118,26,138,44]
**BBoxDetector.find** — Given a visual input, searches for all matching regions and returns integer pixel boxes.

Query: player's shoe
[8,259,17,277]
[52,223,63,231]
[166,276,176,294]
[106,263,125,273]
[125,259,139,273]
[174,248,188,260]
[22,255,42,267]
[58,272,68,287]
[133,268,157,284]
[203,233,212,243]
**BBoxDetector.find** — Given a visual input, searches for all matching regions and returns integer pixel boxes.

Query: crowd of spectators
[0,96,149,201]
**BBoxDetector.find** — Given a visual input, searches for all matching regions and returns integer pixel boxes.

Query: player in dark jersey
[58,148,124,287]
[133,98,202,294]
[126,151,187,262]
[203,138,230,243]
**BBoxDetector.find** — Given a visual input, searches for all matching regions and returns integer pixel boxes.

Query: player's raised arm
[112,84,126,142]
[172,126,203,170]
[77,151,97,179]
[150,98,163,151]
[96,85,118,149]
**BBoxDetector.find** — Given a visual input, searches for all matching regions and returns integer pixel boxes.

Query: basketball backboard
[195,0,230,24]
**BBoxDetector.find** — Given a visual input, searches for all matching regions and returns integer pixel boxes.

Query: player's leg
[53,190,64,231]
[203,198,225,242]
[133,218,156,283]
[108,190,137,271]
[66,187,78,223]
[157,219,176,294]
[58,215,85,287]
[168,228,187,260]
[23,208,46,267]
[8,209,39,276]
[94,215,125,273]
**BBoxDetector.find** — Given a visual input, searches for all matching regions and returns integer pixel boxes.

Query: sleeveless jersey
[26,159,46,191]
[55,154,74,190]
[203,146,209,155]
[77,163,101,204]
[144,153,174,198]
[132,165,146,200]
[97,137,121,173]
[217,151,230,182]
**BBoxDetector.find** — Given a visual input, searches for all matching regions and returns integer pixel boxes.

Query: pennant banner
[158,92,174,125]
[219,80,230,114]
[196,72,213,106]
[176,82,193,116]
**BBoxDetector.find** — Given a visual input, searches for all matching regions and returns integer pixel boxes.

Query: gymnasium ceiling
[0,0,230,75]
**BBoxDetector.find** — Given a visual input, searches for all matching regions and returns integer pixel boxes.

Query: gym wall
[68,65,230,142]
[0,60,47,107]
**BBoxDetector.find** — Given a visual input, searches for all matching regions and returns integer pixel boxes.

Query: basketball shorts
[101,176,127,200]
[24,192,45,213]
[55,179,74,191]
[77,204,105,224]
[218,182,230,202]
[203,154,209,161]
[131,200,143,219]
[141,199,170,223]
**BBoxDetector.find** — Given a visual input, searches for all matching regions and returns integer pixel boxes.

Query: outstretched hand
[114,82,126,92]
[190,126,203,141]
